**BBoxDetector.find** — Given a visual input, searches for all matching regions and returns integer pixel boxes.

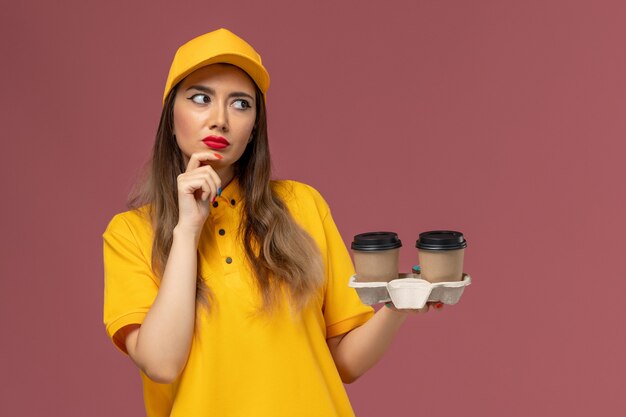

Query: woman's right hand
[176,152,223,234]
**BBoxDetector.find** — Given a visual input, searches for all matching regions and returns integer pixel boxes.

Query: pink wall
[2,0,625,415]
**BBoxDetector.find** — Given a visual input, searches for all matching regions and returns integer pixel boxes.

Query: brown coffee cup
[351,232,402,283]
[416,231,467,283]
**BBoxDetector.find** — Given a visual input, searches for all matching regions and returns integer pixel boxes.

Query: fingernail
[217,187,222,196]
[214,153,223,160]
[212,196,216,203]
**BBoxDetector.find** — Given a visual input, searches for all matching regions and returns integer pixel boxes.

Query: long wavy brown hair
[129,77,324,314]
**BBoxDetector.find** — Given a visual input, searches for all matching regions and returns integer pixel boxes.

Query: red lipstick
[202,136,230,150]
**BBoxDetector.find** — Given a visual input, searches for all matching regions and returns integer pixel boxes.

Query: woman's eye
[188,94,210,104]
[232,99,251,110]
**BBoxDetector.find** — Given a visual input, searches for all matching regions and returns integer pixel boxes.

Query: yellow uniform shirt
[103,180,374,416]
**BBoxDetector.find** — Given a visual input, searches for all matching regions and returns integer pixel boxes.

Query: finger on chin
[186,152,222,172]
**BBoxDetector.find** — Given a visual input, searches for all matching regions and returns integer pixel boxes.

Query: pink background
[2,0,624,415]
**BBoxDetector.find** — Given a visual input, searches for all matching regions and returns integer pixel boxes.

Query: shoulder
[103,205,153,242]
[272,180,330,219]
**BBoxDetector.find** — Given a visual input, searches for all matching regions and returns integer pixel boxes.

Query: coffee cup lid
[416,230,467,251]
[351,232,402,251]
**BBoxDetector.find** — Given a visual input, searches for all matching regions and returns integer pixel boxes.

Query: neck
[215,166,235,190]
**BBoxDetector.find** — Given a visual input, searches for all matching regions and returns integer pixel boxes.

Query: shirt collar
[216,176,243,207]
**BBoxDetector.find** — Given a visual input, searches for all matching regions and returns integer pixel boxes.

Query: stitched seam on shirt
[105,309,149,335]
[108,216,158,286]
[326,311,373,337]
[107,228,151,268]
[119,214,150,260]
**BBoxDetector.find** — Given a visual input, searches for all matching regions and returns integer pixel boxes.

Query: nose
[208,101,229,132]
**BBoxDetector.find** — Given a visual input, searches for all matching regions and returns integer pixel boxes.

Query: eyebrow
[185,85,255,101]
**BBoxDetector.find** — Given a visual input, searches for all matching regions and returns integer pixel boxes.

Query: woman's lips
[202,136,230,150]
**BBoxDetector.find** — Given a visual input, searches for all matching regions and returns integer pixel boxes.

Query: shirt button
[218,229,225,236]
[212,201,219,208]
[225,257,233,264]
[230,199,236,206]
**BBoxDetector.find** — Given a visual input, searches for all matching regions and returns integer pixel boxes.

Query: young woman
[103,28,438,417]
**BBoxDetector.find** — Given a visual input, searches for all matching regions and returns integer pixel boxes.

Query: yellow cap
[163,28,270,103]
